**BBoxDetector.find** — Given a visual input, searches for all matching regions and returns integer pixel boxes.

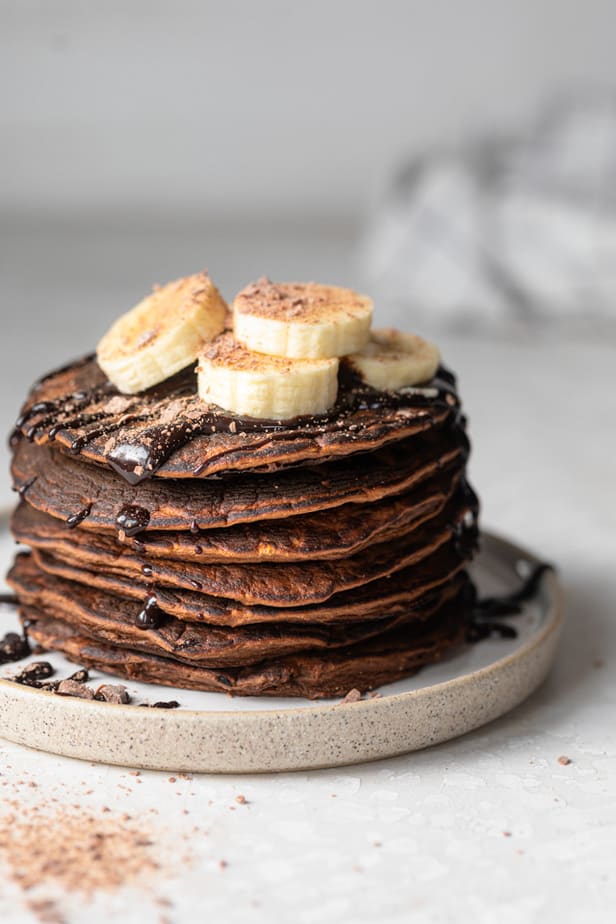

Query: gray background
[3,0,616,218]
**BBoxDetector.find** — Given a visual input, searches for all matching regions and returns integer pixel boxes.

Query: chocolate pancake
[21,546,469,627]
[9,553,466,668]
[7,334,479,697]
[12,432,467,533]
[11,468,460,563]
[23,494,469,607]
[12,356,462,481]
[20,599,468,698]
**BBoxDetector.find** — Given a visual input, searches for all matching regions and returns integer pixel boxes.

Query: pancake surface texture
[7,277,479,698]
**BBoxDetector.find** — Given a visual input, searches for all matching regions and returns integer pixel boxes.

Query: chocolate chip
[67,668,90,683]
[56,679,95,699]
[12,661,55,687]
[0,630,31,664]
[94,684,130,704]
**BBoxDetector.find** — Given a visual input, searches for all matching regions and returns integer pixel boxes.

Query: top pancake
[11,356,464,481]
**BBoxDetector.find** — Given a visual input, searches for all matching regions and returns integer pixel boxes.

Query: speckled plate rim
[0,529,563,773]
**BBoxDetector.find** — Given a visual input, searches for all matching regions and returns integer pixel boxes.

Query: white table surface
[0,219,615,923]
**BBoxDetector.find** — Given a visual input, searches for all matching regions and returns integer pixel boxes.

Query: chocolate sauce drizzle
[116,504,151,537]
[66,504,92,529]
[13,477,37,499]
[136,594,160,629]
[467,562,553,642]
[11,383,117,449]
[10,356,466,486]
[107,366,463,485]
[451,479,480,559]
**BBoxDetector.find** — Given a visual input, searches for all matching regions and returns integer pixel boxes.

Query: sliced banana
[97,272,228,394]
[198,333,339,419]
[233,278,373,360]
[346,328,440,391]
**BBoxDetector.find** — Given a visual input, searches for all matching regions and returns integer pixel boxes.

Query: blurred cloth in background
[360,97,616,333]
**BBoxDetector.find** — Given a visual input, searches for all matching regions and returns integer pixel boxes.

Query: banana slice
[97,272,228,394]
[198,333,339,419]
[233,278,373,359]
[346,328,440,391]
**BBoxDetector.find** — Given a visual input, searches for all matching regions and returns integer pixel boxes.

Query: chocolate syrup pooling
[467,562,553,642]
[139,700,180,709]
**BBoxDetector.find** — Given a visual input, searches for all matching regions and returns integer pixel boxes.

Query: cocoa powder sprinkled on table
[26,898,66,924]
[0,806,160,897]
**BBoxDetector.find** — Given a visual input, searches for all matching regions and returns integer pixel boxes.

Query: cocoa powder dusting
[26,898,66,924]
[0,806,160,899]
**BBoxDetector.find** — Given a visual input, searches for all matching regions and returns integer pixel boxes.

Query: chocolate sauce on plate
[139,700,180,709]
[467,562,553,642]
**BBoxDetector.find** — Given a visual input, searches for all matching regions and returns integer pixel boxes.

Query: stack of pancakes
[7,355,478,698]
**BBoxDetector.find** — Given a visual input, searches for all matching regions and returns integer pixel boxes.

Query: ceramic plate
[0,513,563,772]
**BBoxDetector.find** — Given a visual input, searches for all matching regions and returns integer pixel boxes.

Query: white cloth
[360,97,616,332]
